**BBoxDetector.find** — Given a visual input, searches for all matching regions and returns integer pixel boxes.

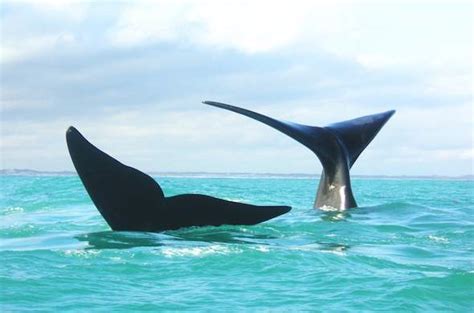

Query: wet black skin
[66,127,290,232]
[204,101,395,210]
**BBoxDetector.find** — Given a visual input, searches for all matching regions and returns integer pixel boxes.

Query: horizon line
[1,169,473,180]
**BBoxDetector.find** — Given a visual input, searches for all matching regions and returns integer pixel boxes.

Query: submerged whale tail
[204,101,395,209]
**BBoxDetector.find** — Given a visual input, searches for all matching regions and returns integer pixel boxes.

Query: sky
[0,0,472,176]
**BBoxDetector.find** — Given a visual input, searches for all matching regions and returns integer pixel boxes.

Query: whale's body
[66,127,290,232]
[205,101,395,210]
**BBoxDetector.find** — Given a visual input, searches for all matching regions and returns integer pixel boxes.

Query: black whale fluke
[66,127,290,232]
[203,101,395,210]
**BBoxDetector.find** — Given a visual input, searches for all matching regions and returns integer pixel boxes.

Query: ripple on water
[1,176,473,311]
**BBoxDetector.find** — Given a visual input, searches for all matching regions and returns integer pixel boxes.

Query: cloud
[0,1,472,175]
[0,33,77,64]
[108,0,344,53]
[107,0,473,73]
[11,0,89,21]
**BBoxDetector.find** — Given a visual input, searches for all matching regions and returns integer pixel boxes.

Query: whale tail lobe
[204,101,395,209]
[66,126,291,231]
[66,126,165,230]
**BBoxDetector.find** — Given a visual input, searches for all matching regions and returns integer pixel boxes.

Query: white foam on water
[320,246,347,256]
[289,243,347,256]
[110,256,124,263]
[253,245,270,253]
[428,235,449,243]
[319,205,346,212]
[160,245,240,258]
[63,249,100,258]
[2,207,24,214]
[319,205,341,212]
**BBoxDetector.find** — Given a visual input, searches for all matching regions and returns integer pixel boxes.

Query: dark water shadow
[316,242,350,253]
[75,227,281,250]
[76,203,408,250]
[75,228,352,255]
[75,231,170,250]
[168,227,279,245]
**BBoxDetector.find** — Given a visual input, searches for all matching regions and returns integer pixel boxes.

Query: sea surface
[1,174,473,312]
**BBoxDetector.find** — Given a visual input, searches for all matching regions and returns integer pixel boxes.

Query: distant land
[1,169,473,180]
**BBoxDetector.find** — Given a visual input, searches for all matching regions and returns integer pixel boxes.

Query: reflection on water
[76,229,350,255]
[318,242,350,254]
[168,228,279,245]
[75,231,169,249]
[319,210,352,222]
[76,228,281,250]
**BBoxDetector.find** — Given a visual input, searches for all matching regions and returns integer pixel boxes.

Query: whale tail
[204,101,395,209]
[67,126,291,232]
[66,126,166,230]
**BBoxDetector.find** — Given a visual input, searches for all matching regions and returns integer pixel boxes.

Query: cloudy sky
[1,0,472,175]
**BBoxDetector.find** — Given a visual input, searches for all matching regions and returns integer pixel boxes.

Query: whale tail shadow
[66,127,290,232]
[204,101,395,210]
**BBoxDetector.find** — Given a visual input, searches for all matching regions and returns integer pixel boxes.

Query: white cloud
[109,0,344,53]
[4,0,471,73]
[1,98,472,175]
[0,0,87,64]
[355,54,403,70]
[432,148,474,161]
[108,0,472,74]
[0,33,76,64]
[1,1,472,175]
[14,0,89,21]
[423,72,473,97]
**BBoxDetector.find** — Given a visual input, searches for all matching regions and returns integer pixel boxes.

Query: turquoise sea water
[1,174,473,312]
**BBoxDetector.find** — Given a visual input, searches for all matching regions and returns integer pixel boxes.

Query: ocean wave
[1,206,24,215]
[159,244,241,258]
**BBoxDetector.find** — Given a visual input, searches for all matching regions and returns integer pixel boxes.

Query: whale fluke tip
[66,126,87,144]
[203,100,230,108]
[386,109,396,117]
[66,126,80,141]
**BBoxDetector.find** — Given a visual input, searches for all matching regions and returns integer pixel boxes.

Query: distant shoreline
[1,169,472,180]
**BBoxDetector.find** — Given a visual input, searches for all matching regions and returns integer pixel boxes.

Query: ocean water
[1,174,473,312]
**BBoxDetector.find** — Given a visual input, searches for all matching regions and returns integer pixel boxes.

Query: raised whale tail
[66,126,166,230]
[66,126,290,232]
[204,101,395,210]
